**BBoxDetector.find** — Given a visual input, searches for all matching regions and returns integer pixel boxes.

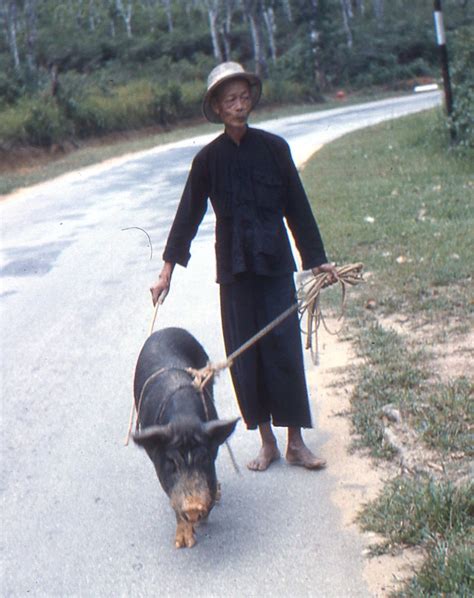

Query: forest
[1,0,473,149]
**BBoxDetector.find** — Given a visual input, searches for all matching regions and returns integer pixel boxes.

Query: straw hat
[202,62,262,124]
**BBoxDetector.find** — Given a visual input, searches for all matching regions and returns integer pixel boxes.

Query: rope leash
[298,262,365,364]
[125,263,364,453]
[189,262,365,380]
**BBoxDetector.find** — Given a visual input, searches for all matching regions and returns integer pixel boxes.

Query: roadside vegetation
[303,108,473,595]
[1,1,473,159]
[0,92,387,196]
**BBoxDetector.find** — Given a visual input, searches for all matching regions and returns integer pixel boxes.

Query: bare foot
[247,443,281,471]
[286,445,326,470]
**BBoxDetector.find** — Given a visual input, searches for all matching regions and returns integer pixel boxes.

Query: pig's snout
[183,507,207,523]
[174,495,212,548]
[181,497,211,524]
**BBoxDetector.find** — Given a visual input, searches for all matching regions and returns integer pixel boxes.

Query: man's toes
[246,459,261,471]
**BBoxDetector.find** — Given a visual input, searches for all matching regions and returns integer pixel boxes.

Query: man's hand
[150,262,174,306]
[311,263,339,285]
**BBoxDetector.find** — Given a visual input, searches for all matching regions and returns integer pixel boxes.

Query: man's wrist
[159,262,174,279]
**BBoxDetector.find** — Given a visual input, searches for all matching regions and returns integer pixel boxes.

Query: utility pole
[433,0,454,118]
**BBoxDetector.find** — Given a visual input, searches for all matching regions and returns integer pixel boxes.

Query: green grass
[303,108,474,593]
[398,538,474,597]
[303,109,474,319]
[413,377,474,456]
[345,321,473,460]
[349,322,429,458]
[358,476,474,596]
[358,476,473,549]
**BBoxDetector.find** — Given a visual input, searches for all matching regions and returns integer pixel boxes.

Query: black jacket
[163,127,328,283]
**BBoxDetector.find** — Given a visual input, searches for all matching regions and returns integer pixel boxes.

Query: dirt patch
[378,313,473,384]
[307,320,415,596]
[310,312,472,595]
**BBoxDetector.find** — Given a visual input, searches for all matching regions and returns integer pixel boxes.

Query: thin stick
[149,301,160,336]
[124,399,136,446]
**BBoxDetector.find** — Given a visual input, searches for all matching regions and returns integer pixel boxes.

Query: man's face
[212,79,252,128]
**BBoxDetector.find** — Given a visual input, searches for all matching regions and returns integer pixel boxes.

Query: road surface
[1,92,440,597]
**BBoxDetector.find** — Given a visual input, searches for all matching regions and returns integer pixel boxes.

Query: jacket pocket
[251,169,284,210]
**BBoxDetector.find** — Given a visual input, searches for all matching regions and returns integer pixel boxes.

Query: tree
[2,0,21,74]
[162,0,173,33]
[220,0,237,60]
[340,0,353,48]
[242,0,267,76]
[24,0,38,74]
[262,0,277,64]
[203,0,223,61]
[308,0,326,90]
[372,0,383,27]
[115,0,133,37]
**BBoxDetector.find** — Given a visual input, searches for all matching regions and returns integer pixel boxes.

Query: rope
[125,263,363,457]
[125,301,242,474]
[190,262,364,382]
[298,262,364,364]
[124,299,163,446]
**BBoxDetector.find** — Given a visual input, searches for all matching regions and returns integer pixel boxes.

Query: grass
[413,377,474,456]
[358,476,474,595]
[303,108,474,594]
[399,539,474,597]
[358,476,473,549]
[304,109,474,319]
[349,322,429,458]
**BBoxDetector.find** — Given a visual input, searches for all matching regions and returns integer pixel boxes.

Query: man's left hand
[311,263,339,285]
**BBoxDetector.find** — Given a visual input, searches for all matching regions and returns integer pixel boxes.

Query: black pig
[133,327,238,548]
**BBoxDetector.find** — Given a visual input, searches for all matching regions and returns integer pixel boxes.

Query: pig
[133,327,238,548]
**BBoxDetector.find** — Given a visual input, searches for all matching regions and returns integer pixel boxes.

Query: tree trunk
[88,0,96,31]
[372,0,383,27]
[4,0,21,74]
[340,0,353,49]
[243,0,267,76]
[282,0,293,22]
[354,0,365,16]
[25,0,38,73]
[308,0,326,91]
[162,0,173,33]
[115,0,133,37]
[221,0,235,60]
[262,4,277,64]
[206,1,223,62]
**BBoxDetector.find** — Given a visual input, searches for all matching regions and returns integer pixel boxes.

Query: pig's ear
[203,418,239,446]
[133,424,172,449]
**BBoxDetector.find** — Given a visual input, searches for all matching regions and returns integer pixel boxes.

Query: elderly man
[151,62,337,471]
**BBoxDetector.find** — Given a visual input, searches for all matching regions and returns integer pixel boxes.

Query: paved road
[1,92,440,597]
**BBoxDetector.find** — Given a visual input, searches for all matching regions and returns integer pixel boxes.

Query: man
[150,62,337,471]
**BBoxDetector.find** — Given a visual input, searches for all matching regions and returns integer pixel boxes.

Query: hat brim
[202,73,262,124]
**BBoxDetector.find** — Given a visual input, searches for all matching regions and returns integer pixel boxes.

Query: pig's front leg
[175,517,196,548]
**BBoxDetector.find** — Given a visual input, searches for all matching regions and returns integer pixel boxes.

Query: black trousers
[219,273,313,430]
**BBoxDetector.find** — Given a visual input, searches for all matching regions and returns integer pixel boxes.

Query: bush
[449,26,474,148]
[23,97,71,146]
[0,72,22,106]
[0,102,29,147]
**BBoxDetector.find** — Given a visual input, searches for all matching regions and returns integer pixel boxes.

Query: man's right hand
[150,262,174,306]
